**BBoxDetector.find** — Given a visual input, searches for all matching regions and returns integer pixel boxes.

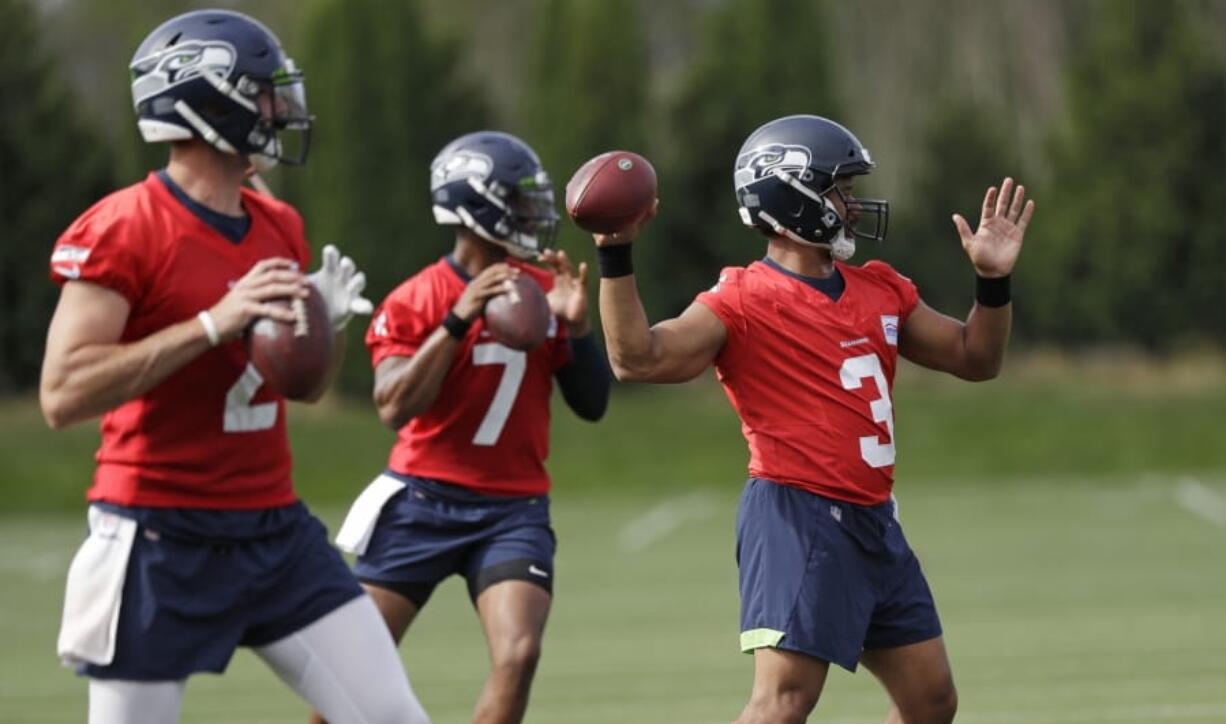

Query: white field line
[618,491,719,552]
[1173,477,1226,528]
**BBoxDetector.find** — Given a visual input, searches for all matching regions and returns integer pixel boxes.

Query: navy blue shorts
[736,478,942,672]
[353,474,556,607]
[84,503,363,681]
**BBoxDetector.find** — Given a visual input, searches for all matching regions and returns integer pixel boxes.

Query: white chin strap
[445,205,538,260]
[248,153,279,173]
[828,230,856,261]
[753,209,856,261]
[162,99,280,172]
[742,169,857,260]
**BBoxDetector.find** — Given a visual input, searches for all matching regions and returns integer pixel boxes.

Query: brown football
[484,275,552,351]
[246,285,333,400]
[565,150,657,234]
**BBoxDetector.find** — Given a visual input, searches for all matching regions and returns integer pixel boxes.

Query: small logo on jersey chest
[880,315,899,346]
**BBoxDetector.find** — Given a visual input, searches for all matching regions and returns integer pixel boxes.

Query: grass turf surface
[1,356,1224,722]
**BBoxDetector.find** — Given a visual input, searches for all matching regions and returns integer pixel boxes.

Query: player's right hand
[452,263,520,322]
[208,258,308,341]
[593,199,659,247]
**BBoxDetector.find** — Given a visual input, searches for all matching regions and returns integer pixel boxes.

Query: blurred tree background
[3,0,1225,394]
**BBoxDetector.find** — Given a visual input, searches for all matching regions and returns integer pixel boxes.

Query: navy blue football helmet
[734,115,888,260]
[129,10,311,169]
[430,131,558,258]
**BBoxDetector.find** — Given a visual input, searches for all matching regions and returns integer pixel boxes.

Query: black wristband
[441,310,472,339]
[597,244,634,278]
[975,274,1012,308]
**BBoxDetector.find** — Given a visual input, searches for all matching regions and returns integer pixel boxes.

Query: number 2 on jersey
[839,353,896,468]
[223,363,277,432]
[471,343,526,446]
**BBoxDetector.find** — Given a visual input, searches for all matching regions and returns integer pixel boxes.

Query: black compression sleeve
[555,333,611,421]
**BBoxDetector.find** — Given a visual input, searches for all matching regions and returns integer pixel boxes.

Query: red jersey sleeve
[366,279,445,367]
[284,206,311,270]
[862,260,920,322]
[50,202,147,304]
[694,267,749,341]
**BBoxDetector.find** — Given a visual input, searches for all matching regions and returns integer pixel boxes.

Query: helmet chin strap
[454,206,537,259]
[828,229,856,261]
[173,100,238,154]
[248,153,279,173]
[174,99,281,175]
[754,209,857,261]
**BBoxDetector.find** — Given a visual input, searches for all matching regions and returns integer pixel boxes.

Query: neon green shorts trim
[740,627,785,652]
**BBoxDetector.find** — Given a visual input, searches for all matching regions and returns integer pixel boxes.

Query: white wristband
[196,310,221,347]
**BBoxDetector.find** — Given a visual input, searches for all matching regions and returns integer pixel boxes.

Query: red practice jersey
[366,257,570,497]
[695,260,920,505]
[49,173,310,509]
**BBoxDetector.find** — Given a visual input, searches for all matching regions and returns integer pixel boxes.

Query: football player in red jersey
[40,10,428,724]
[323,131,609,724]
[592,115,1035,724]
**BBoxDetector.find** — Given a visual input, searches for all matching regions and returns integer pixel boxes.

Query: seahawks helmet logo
[130,41,238,105]
[734,143,812,189]
[431,150,494,191]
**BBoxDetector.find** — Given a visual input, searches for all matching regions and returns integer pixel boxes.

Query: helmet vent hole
[167,31,181,46]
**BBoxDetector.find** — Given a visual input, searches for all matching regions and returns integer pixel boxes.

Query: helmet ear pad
[129,10,310,165]
[733,115,889,255]
[430,131,559,257]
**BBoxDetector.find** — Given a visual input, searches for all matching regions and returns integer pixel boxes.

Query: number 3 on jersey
[839,353,896,468]
[472,343,526,446]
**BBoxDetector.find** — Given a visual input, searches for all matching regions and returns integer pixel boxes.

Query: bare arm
[899,299,1010,381]
[901,177,1035,381]
[372,330,462,429]
[593,203,726,383]
[372,263,518,430]
[40,258,305,429]
[601,284,726,383]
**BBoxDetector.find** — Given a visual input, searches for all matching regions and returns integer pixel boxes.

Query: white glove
[309,244,374,331]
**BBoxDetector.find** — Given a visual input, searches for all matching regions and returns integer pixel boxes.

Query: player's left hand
[539,249,591,336]
[309,244,374,331]
[953,177,1036,278]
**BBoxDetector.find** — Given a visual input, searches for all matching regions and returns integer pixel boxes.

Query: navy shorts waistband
[385,470,545,506]
[750,477,895,516]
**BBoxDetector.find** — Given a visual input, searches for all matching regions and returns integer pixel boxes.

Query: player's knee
[740,687,818,724]
[903,681,957,724]
[491,635,542,680]
[928,683,958,723]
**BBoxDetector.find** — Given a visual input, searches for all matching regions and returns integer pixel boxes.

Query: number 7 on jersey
[471,343,526,446]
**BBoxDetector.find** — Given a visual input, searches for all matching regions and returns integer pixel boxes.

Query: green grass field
[2,355,1225,722]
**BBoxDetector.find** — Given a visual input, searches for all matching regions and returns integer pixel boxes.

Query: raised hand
[539,249,590,335]
[453,263,520,322]
[208,257,307,342]
[952,178,1035,278]
[309,244,374,331]
[592,199,659,247]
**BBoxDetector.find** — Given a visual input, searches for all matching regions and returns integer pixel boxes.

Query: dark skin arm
[900,178,1035,380]
[373,263,519,430]
[591,202,729,383]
